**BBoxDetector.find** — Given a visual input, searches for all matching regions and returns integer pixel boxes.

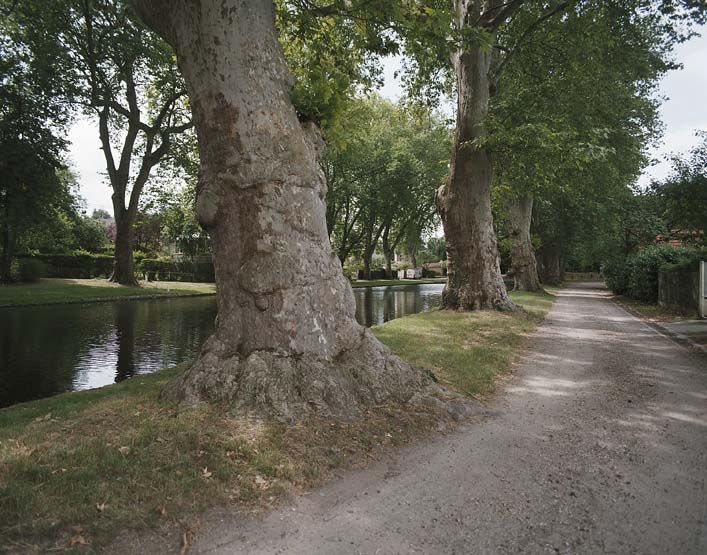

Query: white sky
[68,26,707,212]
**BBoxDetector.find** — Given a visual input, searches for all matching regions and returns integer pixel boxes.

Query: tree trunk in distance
[0,221,13,283]
[506,195,542,291]
[133,0,445,422]
[436,2,518,312]
[540,245,562,285]
[382,227,393,279]
[110,213,138,286]
[363,254,372,280]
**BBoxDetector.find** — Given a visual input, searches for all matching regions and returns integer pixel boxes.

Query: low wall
[658,270,699,315]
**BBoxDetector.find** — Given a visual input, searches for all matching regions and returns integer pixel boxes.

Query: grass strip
[0,289,555,552]
[0,279,216,308]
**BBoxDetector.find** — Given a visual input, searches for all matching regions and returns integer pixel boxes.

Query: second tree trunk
[437,5,517,311]
[506,195,541,291]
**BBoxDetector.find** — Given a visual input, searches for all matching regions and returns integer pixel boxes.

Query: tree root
[161,329,481,423]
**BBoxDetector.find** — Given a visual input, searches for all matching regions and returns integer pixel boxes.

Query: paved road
[146,283,707,554]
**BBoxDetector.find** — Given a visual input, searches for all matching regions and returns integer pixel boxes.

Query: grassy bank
[373,289,556,396]
[0,279,216,307]
[0,289,555,552]
[0,278,444,308]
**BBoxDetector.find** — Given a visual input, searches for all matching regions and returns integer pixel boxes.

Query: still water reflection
[0,283,442,407]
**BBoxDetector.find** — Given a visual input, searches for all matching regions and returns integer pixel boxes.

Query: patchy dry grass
[0,368,440,552]
[0,279,215,308]
[0,289,555,552]
[372,289,556,397]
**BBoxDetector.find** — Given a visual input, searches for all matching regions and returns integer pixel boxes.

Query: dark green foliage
[70,216,109,253]
[17,254,114,279]
[649,132,707,236]
[17,258,45,283]
[139,258,215,283]
[604,244,705,302]
[602,256,630,295]
[661,248,707,273]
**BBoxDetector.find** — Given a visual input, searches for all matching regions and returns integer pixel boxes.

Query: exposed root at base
[161,329,482,424]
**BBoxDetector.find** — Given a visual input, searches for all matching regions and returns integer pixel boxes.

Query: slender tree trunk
[110,210,138,286]
[436,2,518,312]
[134,0,432,421]
[363,255,372,280]
[361,220,383,280]
[0,221,13,283]
[408,250,418,269]
[506,195,541,291]
[382,226,393,279]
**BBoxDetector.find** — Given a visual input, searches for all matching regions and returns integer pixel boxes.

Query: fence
[658,268,700,316]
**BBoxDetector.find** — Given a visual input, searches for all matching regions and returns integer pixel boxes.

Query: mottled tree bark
[436,0,518,312]
[505,195,542,291]
[134,0,435,421]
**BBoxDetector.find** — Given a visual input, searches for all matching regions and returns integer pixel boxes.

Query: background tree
[11,0,194,284]
[0,9,71,281]
[488,1,670,289]
[398,0,706,309]
[325,96,450,277]
[650,132,707,240]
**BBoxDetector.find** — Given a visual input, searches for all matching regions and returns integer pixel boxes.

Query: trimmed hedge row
[16,253,114,279]
[139,258,215,283]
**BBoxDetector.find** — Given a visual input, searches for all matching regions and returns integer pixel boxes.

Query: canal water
[0,283,443,407]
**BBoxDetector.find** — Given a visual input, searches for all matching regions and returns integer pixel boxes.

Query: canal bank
[0,277,447,308]
[0,288,556,553]
[1,281,446,407]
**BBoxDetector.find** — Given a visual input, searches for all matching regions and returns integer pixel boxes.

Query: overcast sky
[68,26,707,212]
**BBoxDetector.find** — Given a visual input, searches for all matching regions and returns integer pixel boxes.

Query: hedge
[16,253,114,279]
[603,244,706,302]
[139,258,215,283]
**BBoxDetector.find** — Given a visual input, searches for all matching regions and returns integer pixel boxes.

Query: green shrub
[625,244,691,302]
[661,248,707,273]
[605,244,705,302]
[16,253,114,279]
[341,265,356,281]
[139,258,215,282]
[18,258,45,283]
[601,256,629,295]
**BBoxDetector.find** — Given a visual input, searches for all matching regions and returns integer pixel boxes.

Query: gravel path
[187,282,707,554]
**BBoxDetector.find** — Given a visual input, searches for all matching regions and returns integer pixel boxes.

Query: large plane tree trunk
[436,1,518,312]
[134,0,432,422]
[506,195,541,291]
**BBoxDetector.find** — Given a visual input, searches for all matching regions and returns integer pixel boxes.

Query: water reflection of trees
[0,298,216,407]
[353,285,443,327]
[2,287,439,407]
